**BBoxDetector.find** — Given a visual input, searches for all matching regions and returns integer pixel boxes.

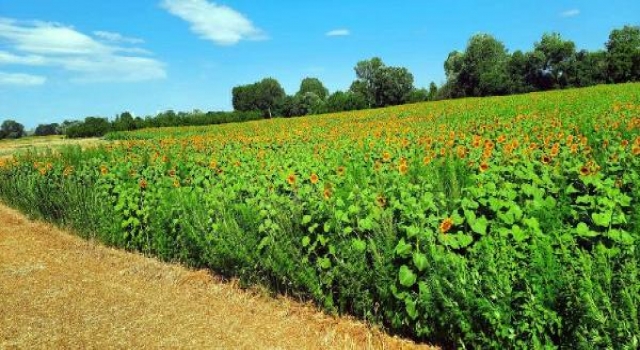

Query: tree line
[1,25,638,140]
[232,25,640,118]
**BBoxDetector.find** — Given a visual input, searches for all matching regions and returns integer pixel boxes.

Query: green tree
[351,57,414,108]
[606,25,640,83]
[533,33,577,89]
[325,91,367,113]
[297,77,329,100]
[444,34,511,97]
[0,119,26,139]
[112,111,136,132]
[34,123,60,136]
[232,78,286,118]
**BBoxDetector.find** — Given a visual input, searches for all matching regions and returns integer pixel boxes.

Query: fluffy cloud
[93,30,145,44]
[0,71,46,86]
[0,17,166,83]
[560,9,580,18]
[161,0,265,45]
[326,29,350,37]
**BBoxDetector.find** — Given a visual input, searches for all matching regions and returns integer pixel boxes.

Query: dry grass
[0,204,436,350]
[0,136,104,159]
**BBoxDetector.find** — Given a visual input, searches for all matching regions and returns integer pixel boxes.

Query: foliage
[34,123,61,137]
[232,78,286,118]
[606,25,640,83]
[352,57,415,108]
[2,84,640,348]
[0,119,26,139]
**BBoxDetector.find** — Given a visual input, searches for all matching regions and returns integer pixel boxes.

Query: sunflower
[382,151,392,162]
[375,194,387,207]
[621,139,630,148]
[541,155,552,165]
[139,179,148,189]
[479,162,489,173]
[423,155,432,165]
[286,173,297,185]
[633,145,640,156]
[398,163,409,175]
[440,217,453,234]
[579,165,591,177]
[310,173,319,184]
[323,188,332,200]
[173,179,181,188]
[337,166,346,176]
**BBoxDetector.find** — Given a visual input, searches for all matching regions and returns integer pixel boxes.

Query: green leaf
[608,229,634,245]
[318,257,332,270]
[470,215,489,235]
[511,225,528,242]
[394,238,412,257]
[413,252,428,272]
[398,265,417,287]
[576,222,599,238]
[343,226,353,234]
[351,238,367,253]
[592,212,611,227]
[405,299,418,320]
[302,215,312,224]
[302,236,311,247]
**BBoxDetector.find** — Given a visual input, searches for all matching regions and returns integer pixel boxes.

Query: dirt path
[0,204,433,350]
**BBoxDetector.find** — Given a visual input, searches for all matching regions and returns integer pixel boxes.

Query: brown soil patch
[0,204,435,349]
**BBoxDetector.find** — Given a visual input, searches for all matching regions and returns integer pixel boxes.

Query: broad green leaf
[413,252,428,272]
[399,265,417,287]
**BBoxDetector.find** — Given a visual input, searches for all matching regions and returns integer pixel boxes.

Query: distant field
[1,83,639,348]
[0,135,103,158]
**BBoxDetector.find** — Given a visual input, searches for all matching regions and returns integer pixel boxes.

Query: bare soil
[0,204,434,350]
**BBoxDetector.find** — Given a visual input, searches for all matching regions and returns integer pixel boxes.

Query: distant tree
[532,33,577,89]
[298,77,329,100]
[606,25,640,83]
[34,123,60,136]
[65,117,111,138]
[232,78,286,118]
[325,91,368,113]
[112,111,136,131]
[444,34,511,97]
[0,120,26,139]
[351,57,414,108]
[428,82,439,100]
[407,88,430,103]
[443,51,466,97]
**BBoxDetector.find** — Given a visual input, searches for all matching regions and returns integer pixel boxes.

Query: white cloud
[93,30,145,44]
[161,0,265,45]
[0,17,166,83]
[0,51,46,65]
[560,9,580,18]
[0,71,46,86]
[326,29,350,37]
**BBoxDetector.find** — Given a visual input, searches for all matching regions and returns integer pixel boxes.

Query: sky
[0,1,638,128]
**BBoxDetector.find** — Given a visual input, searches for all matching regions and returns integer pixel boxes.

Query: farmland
[1,83,640,348]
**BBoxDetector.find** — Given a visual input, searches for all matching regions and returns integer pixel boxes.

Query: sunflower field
[1,83,640,348]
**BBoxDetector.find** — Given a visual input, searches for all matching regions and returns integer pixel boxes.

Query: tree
[444,34,511,97]
[606,25,640,83]
[232,78,286,118]
[112,111,136,132]
[407,88,430,103]
[325,91,367,113]
[0,120,25,139]
[351,57,414,108]
[461,34,511,96]
[65,117,111,138]
[34,123,60,136]
[533,33,576,89]
[298,77,329,100]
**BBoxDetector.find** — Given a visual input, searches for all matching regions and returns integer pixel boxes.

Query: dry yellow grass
[0,204,436,350]
[0,136,104,158]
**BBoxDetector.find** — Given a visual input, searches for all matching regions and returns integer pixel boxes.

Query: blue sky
[0,1,638,128]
